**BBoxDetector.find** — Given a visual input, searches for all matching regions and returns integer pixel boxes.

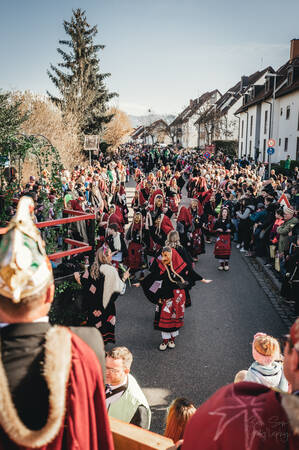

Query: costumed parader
[103,203,125,235]
[131,189,146,214]
[74,246,130,344]
[166,177,180,216]
[105,222,128,268]
[0,197,113,449]
[145,212,174,257]
[173,170,186,193]
[125,211,147,281]
[147,192,165,222]
[213,206,234,271]
[111,183,129,225]
[202,191,217,244]
[137,247,187,351]
[177,205,193,249]
[134,247,211,351]
[165,231,212,307]
[189,198,205,262]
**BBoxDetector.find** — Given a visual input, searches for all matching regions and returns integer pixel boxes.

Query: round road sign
[268,139,276,147]
[267,147,275,155]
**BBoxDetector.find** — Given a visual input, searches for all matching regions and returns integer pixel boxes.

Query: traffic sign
[203,151,211,159]
[278,193,291,209]
[268,139,276,147]
[267,147,275,155]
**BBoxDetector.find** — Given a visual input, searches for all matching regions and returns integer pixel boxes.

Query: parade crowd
[0,142,299,449]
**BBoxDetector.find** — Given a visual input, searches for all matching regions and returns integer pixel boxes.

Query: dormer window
[287,68,294,86]
[265,78,270,92]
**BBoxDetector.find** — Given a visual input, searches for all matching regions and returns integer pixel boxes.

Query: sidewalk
[238,248,297,328]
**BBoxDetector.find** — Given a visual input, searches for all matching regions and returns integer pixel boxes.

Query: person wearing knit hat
[283,205,295,217]
[244,332,288,391]
[182,318,299,449]
[277,206,298,256]
[0,196,113,449]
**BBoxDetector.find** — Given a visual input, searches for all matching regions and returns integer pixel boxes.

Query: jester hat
[0,196,53,303]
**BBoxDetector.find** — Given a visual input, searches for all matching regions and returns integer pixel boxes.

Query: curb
[240,252,296,329]
[255,257,281,292]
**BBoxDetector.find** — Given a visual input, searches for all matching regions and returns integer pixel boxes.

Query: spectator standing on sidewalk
[285,154,291,176]
[277,206,298,274]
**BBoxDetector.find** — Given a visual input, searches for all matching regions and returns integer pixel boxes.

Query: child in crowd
[244,332,288,392]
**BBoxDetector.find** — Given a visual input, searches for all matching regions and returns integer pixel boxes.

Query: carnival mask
[134,214,141,224]
[155,196,163,208]
[191,200,198,210]
[162,251,172,266]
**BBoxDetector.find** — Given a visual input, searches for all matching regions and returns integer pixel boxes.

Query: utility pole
[266,73,278,175]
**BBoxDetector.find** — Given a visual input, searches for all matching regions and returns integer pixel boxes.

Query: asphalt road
[111,180,288,435]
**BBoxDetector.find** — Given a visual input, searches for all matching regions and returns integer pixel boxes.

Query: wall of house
[219,97,242,142]
[186,116,200,147]
[238,111,248,158]
[182,122,189,147]
[273,91,299,161]
[258,102,272,162]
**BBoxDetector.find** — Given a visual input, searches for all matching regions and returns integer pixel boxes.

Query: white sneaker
[240,247,246,253]
[168,340,176,349]
[236,244,240,249]
[218,265,224,271]
[159,342,168,351]
[224,264,229,271]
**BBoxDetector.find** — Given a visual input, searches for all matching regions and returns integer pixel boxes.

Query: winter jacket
[236,205,255,220]
[245,361,288,392]
[277,217,299,253]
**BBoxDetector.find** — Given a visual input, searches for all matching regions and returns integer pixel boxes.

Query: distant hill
[129,114,176,128]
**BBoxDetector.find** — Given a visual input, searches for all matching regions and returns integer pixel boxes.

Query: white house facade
[236,39,299,163]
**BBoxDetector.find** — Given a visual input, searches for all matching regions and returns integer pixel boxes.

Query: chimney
[189,99,194,107]
[240,76,249,91]
[290,38,299,61]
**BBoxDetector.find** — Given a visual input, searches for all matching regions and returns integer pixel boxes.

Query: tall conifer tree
[47,9,117,136]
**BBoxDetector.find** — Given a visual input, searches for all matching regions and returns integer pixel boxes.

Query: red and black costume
[126,213,145,272]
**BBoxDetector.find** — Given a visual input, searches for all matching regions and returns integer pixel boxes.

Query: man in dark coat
[0,197,113,449]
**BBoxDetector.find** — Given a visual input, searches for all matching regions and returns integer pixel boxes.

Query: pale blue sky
[0,0,298,115]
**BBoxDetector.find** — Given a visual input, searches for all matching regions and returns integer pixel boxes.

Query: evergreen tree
[0,91,28,146]
[47,9,117,136]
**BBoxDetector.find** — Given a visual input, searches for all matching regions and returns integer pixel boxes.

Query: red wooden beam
[48,245,92,261]
[63,209,91,216]
[64,238,90,248]
[36,213,95,228]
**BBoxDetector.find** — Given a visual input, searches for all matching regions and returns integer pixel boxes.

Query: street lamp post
[265,72,278,175]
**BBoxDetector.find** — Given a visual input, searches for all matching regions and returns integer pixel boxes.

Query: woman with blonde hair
[164,398,196,443]
[74,246,130,344]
